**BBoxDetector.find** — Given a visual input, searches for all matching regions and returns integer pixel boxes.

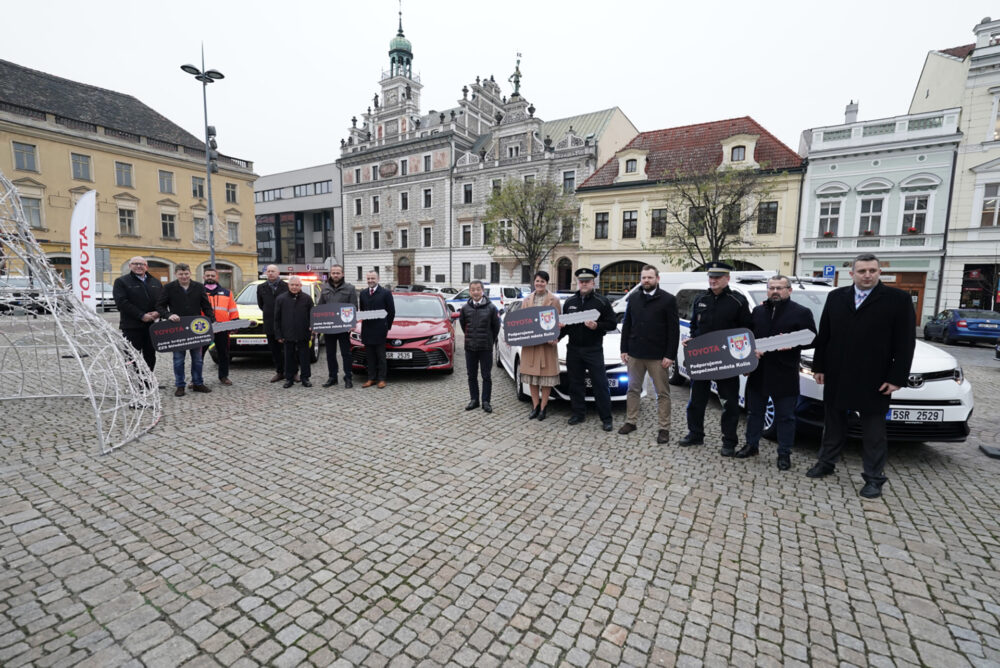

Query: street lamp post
[180,53,224,270]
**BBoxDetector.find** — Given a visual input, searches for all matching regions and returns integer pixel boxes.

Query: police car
[446,284,526,315]
[666,275,973,443]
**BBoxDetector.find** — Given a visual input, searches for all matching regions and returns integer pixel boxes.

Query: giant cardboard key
[684,328,815,380]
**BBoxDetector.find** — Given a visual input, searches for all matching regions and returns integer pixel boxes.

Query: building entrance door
[397,263,411,286]
[557,258,572,292]
[888,271,926,322]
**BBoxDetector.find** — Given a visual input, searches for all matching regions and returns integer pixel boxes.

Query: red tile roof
[938,43,975,59]
[578,116,802,190]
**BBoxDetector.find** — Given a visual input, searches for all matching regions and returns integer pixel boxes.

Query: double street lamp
[180,57,224,269]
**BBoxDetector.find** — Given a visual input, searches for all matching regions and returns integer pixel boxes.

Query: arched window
[598,260,645,295]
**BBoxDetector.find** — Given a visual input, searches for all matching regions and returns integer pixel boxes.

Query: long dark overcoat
[811,282,915,413]
[359,285,396,345]
[747,298,816,398]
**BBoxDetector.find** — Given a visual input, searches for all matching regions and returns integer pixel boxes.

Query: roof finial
[397,0,404,36]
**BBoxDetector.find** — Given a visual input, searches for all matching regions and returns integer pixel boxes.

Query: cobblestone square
[2,330,999,667]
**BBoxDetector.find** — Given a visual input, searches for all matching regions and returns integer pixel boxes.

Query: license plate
[386,351,412,360]
[887,408,943,422]
[235,338,267,346]
[978,324,998,329]
[584,377,619,388]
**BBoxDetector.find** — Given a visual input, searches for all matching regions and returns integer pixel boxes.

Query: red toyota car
[350,292,459,373]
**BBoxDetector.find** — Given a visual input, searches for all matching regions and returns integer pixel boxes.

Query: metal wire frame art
[0,170,160,454]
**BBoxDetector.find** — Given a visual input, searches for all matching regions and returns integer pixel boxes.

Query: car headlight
[350,331,361,342]
[954,366,964,384]
[427,332,451,344]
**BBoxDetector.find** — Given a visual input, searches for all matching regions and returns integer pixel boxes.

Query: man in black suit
[359,270,395,388]
[807,253,916,499]
[256,264,289,383]
[156,263,214,397]
[274,276,314,388]
[737,275,816,471]
[113,256,162,378]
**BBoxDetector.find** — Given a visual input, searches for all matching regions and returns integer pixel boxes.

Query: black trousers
[283,340,311,380]
[121,326,156,372]
[567,345,612,421]
[686,377,740,447]
[817,409,888,485]
[325,333,352,380]
[213,332,230,380]
[266,331,284,374]
[465,348,493,402]
[366,343,387,381]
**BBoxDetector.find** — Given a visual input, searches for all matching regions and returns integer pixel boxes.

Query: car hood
[800,340,957,373]
[237,304,264,324]
[557,328,624,366]
[387,319,451,338]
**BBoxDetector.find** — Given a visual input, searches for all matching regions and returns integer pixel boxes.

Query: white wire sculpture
[0,170,161,454]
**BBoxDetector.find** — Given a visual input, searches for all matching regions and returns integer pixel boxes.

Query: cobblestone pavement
[2,327,999,667]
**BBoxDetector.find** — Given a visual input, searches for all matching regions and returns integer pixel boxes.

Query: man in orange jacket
[203,267,240,386]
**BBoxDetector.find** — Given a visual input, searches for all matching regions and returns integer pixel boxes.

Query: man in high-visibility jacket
[203,267,240,386]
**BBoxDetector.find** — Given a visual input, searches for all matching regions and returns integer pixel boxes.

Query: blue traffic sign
[592,264,600,274]
[823,265,835,279]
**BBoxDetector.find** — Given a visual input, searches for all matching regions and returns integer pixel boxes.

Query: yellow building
[575,117,804,294]
[0,59,257,290]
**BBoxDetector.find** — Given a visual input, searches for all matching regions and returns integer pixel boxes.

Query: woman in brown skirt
[520,270,562,420]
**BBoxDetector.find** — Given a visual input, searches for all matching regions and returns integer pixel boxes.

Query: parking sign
[823,265,835,279]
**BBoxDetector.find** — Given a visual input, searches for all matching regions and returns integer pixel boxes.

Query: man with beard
[737,275,816,470]
[257,264,289,382]
[317,264,358,388]
[202,267,239,386]
[113,256,162,385]
[156,263,214,396]
[274,276,314,388]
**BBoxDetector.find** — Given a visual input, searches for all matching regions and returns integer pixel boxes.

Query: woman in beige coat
[520,270,562,420]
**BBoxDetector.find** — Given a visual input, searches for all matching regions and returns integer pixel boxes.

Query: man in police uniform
[559,268,617,431]
[680,261,753,455]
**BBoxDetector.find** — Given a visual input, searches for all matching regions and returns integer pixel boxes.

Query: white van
[663,275,973,443]
[611,271,774,322]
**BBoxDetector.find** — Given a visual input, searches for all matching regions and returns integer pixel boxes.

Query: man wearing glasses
[113,256,163,382]
[737,275,816,470]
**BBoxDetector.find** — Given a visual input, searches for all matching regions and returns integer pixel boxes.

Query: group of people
[115,251,914,499]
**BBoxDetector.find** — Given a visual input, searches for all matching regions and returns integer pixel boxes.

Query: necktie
[370,288,374,296]
[855,291,868,309]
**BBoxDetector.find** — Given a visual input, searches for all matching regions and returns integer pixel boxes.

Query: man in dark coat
[359,270,395,388]
[317,264,359,389]
[807,253,916,499]
[256,264,289,382]
[459,280,501,413]
[113,256,162,381]
[619,264,680,444]
[737,275,816,470]
[681,261,753,454]
[274,276,314,388]
[156,263,214,396]
[560,268,618,432]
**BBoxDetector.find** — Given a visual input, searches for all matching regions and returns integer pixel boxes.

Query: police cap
[574,268,597,281]
[705,261,733,277]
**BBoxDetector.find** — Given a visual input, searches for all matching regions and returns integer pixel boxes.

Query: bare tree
[646,165,778,270]
[484,179,577,276]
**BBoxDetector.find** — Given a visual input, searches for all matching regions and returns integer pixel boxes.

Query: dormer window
[625,159,637,173]
[508,146,520,158]
[731,146,746,162]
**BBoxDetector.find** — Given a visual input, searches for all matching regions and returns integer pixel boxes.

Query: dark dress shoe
[860,481,884,498]
[301,380,313,388]
[466,400,480,411]
[537,407,547,421]
[568,415,585,426]
[617,423,637,435]
[735,444,759,459]
[344,378,353,388]
[174,387,185,397]
[806,462,835,478]
[777,454,791,471]
[528,406,540,419]
[602,420,613,432]
[322,378,337,388]
[678,434,703,447]
[192,385,212,393]
[482,402,492,413]
[656,429,670,444]
[283,381,294,388]
[720,446,736,457]
[270,373,285,383]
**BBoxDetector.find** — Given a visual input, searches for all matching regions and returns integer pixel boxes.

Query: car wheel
[309,334,320,363]
[667,362,685,386]
[922,327,931,340]
[761,396,777,440]
[208,345,219,364]
[942,330,952,345]
[496,346,503,368]
[513,357,528,402]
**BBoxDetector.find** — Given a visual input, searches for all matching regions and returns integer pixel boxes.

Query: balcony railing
[802,232,944,252]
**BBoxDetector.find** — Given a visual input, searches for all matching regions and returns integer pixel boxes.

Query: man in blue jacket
[737,275,816,470]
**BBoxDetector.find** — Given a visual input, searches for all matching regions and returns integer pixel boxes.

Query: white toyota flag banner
[70,190,97,311]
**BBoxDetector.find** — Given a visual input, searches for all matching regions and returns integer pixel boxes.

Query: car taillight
[955,320,967,327]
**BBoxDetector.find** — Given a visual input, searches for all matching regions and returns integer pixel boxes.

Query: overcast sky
[4,1,992,176]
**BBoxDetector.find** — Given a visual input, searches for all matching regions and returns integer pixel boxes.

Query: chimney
[845,100,859,124]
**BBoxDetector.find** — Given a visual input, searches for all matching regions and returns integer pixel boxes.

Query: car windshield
[748,290,829,326]
[236,283,260,305]
[956,309,999,319]
[394,295,446,318]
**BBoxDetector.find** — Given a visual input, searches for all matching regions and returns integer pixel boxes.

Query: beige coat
[518,291,561,378]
